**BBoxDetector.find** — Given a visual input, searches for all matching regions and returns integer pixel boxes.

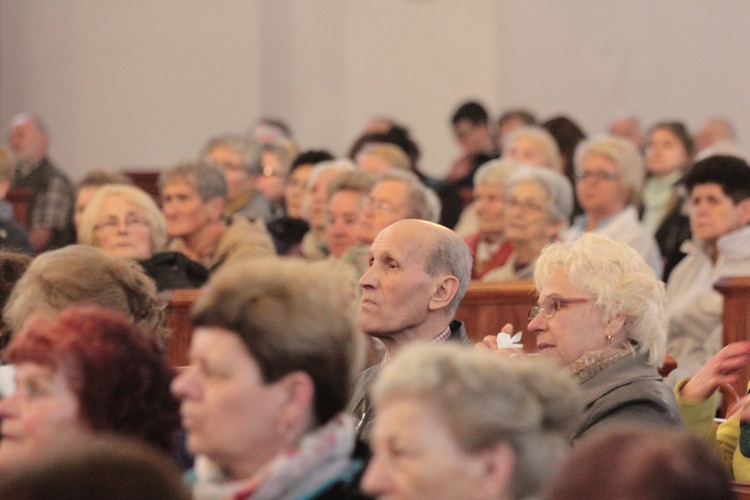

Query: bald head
[376,219,472,314]
[696,117,736,152]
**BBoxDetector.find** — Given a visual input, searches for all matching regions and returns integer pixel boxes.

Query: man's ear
[737,198,750,226]
[206,196,226,221]
[473,442,516,500]
[428,275,459,312]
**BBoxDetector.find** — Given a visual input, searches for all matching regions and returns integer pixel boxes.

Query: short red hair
[5,306,180,452]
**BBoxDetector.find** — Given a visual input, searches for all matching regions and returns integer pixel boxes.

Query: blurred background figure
[363,344,580,500]
[284,150,334,220]
[73,169,133,233]
[258,140,300,219]
[497,108,537,155]
[0,148,32,254]
[567,135,662,278]
[463,160,516,280]
[172,258,368,499]
[503,126,562,173]
[542,115,587,219]
[694,116,736,155]
[325,170,377,260]
[78,184,208,290]
[0,306,180,469]
[201,134,272,222]
[355,142,411,175]
[7,113,75,253]
[544,426,732,500]
[248,117,293,145]
[608,115,645,151]
[642,121,694,278]
[483,166,573,282]
[664,156,750,387]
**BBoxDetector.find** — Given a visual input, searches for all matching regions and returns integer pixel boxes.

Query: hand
[475,323,525,358]
[680,341,750,402]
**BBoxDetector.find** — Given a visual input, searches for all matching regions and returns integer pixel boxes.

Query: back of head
[3,245,167,344]
[452,100,489,126]
[327,169,378,199]
[192,258,365,426]
[5,306,179,451]
[683,155,750,202]
[534,233,667,366]
[544,426,732,500]
[158,161,228,202]
[373,343,580,499]
[0,436,190,500]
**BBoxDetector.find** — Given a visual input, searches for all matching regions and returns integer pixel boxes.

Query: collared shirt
[379,324,452,366]
[15,160,73,231]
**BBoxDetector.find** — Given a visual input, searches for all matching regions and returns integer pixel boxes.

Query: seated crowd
[0,107,747,498]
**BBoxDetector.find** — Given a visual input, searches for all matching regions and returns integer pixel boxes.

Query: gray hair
[372,343,580,500]
[201,134,263,176]
[78,184,168,253]
[574,135,645,205]
[503,126,563,172]
[327,170,378,199]
[305,159,357,190]
[379,169,441,223]
[158,161,227,202]
[423,223,472,314]
[534,233,667,366]
[507,165,574,225]
[473,159,519,189]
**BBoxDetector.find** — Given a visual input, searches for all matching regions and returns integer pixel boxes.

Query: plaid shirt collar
[380,324,452,367]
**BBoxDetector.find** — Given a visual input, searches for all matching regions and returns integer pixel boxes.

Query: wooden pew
[123,171,161,202]
[161,288,201,367]
[734,481,750,500]
[715,276,750,396]
[454,281,538,351]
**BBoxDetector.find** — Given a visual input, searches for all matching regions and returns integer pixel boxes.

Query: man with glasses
[347,219,472,442]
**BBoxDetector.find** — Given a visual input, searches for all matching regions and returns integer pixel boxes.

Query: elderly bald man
[348,219,473,441]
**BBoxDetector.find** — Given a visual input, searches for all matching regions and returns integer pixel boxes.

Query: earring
[606,333,613,344]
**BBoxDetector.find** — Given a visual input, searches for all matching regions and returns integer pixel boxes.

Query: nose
[361,451,393,496]
[0,391,20,419]
[171,366,200,401]
[358,264,377,290]
[527,307,546,333]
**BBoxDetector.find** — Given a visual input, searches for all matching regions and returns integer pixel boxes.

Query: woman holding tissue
[480,233,682,441]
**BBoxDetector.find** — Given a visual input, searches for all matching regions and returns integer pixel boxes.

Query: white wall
[1,0,749,181]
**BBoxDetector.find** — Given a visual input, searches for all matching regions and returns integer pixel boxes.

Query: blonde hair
[78,185,167,253]
[504,126,563,173]
[574,135,645,205]
[3,245,167,345]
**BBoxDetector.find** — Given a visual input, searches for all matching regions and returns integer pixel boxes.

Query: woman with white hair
[463,160,516,279]
[565,135,663,278]
[482,166,573,282]
[362,343,580,500]
[480,233,682,441]
[503,126,563,173]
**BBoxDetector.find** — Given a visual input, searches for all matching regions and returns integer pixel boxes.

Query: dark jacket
[573,350,683,442]
[347,320,470,442]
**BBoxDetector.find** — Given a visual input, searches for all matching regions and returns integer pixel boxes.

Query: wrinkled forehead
[372,222,431,262]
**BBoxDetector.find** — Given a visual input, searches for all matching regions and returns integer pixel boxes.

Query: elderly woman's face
[474,184,505,235]
[0,362,88,467]
[285,164,314,219]
[93,194,152,260]
[363,397,496,500]
[171,327,289,479]
[576,153,629,217]
[645,128,689,177]
[504,182,557,244]
[528,268,613,366]
[508,136,547,168]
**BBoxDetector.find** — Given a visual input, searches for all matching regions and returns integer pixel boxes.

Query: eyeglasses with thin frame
[575,171,620,182]
[361,196,401,214]
[528,296,590,322]
[94,214,149,234]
